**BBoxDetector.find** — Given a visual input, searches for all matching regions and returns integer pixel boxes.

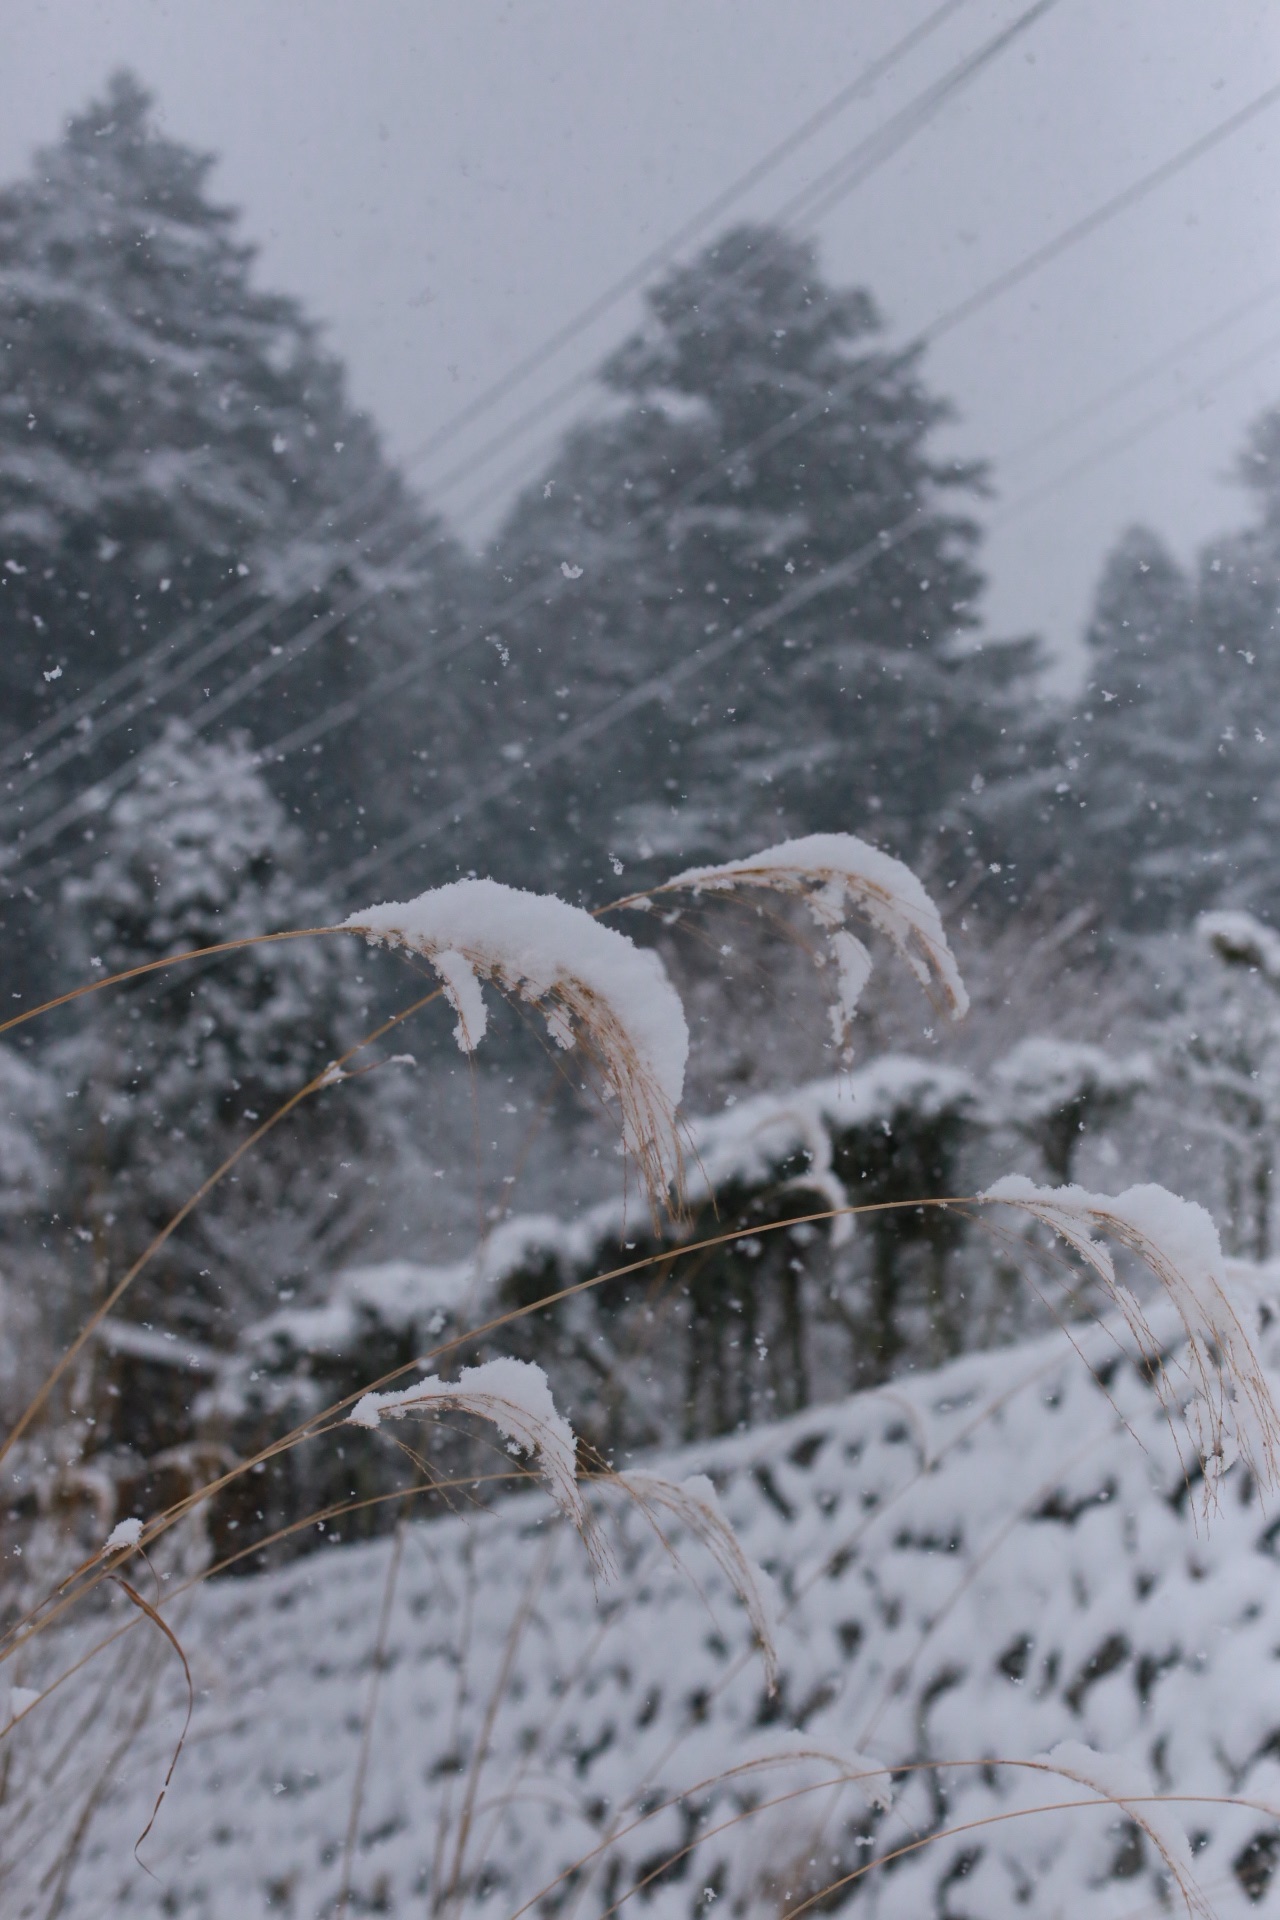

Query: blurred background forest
[4,39,1280,1558]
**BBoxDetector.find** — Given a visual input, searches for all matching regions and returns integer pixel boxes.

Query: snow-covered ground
[10,1299,1280,1918]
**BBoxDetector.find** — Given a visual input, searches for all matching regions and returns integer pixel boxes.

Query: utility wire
[769,0,1056,230]
[394,0,977,473]
[13,39,1279,882]
[0,466,412,780]
[665,75,1280,523]
[998,274,1280,469]
[999,323,1280,525]
[43,14,1280,838]
[0,0,974,784]
[210,75,1280,790]
[1,0,1056,850]
[333,318,1280,896]
[1,0,1028,800]
[406,0,1025,522]
[420,0,1052,504]
[23,289,1258,890]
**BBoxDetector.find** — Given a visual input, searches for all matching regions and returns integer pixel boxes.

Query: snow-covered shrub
[991,1036,1150,1185]
[52,722,386,1345]
[190,1059,991,1563]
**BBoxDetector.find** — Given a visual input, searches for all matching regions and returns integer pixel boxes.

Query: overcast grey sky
[7,0,1280,683]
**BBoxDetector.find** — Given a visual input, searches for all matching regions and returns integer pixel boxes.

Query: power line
[1005,278,1280,472]
[14,38,1280,884]
[334,319,1280,897]
[395,0,977,476]
[1,1,1054,858]
[6,0,1032,798]
[769,0,1056,231]
[31,8,1280,847]
[0,1,974,787]
[997,274,1280,470]
[286,71,1280,766]
[22,14,1279,888]
[666,76,1280,523]
[414,0,1031,520]
[1000,323,1280,525]
[0,468,415,782]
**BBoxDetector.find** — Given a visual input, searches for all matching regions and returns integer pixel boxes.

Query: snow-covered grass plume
[344,878,688,1204]
[982,1174,1280,1497]
[727,1735,894,1916]
[660,832,967,1047]
[349,1357,603,1570]
[611,1469,780,1690]
[1017,1742,1205,1920]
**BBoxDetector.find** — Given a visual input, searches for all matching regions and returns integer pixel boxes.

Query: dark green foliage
[1040,405,1280,928]
[0,72,463,884]
[53,723,383,1343]
[466,224,1040,895]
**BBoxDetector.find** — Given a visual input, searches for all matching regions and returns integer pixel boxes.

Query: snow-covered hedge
[15,1302,1280,1917]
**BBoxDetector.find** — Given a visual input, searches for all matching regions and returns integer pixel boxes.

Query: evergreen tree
[1188,407,1280,913]
[54,722,384,1343]
[1057,408,1280,928]
[0,72,464,889]
[1051,525,1200,923]
[468,224,1038,893]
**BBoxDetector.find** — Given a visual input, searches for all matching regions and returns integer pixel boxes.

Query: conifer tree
[0,72,462,881]
[1190,408,1280,913]
[54,722,382,1342]
[472,224,1038,892]
[1054,525,1200,922]
[1059,410,1280,927]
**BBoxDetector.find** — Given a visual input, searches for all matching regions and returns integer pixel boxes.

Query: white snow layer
[101,1516,144,1555]
[990,1035,1151,1117]
[1198,907,1280,983]
[16,1305,1280,1918]
[344,878,688,1193]
[668,832,969,1035]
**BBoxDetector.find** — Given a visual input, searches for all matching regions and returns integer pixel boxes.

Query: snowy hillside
[11,1301,1280,1919]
